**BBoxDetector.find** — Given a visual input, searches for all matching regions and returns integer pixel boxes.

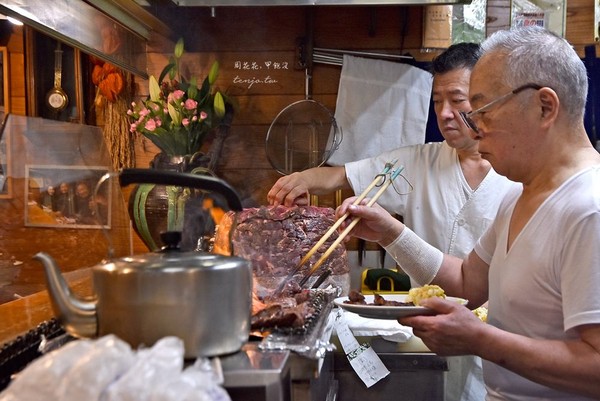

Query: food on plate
[343,290,412,306]
[343,285,446,307]
[473,306,488,322]
[406,284,446,306]
[345,289,366,304]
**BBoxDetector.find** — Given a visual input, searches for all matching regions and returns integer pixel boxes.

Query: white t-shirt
[346,141,519,260]
[475,166,600,401]
[345,141,519,401]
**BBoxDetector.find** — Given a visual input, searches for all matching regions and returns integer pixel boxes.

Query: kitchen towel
[327,55,432,166]
[339,309,413,343]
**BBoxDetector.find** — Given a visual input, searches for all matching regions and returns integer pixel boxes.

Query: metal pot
[35,169,252,358]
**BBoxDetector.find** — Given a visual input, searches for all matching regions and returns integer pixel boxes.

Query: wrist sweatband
[383,227,443,286]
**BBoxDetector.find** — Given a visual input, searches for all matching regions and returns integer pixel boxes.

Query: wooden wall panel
[486,0,511,36]
[127,1,600,255]
[4,25,25,116]
[2,1,599,269]
[566,0,599,55]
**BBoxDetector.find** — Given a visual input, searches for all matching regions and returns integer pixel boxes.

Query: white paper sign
[334,309,390,387]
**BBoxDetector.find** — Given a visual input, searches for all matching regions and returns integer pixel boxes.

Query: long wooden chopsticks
[298,165,405,287]
[297,159,398,268]
[272,160,398,295]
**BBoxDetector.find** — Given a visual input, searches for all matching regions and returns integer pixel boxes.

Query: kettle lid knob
[160,231,182,252]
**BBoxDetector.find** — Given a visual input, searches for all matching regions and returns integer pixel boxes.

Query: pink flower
[130,123,137,133]
[200,111,208,120]
[184,99,197,110]
[139,109,150,117]
[182,118,190,127]
[172,90,185,101]
[145,119,157,131]
[168,90,185,103]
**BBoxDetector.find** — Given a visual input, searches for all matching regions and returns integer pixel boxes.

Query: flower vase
[128,152,214,252]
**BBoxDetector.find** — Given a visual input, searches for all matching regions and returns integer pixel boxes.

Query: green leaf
[214,92,225,118]
[149,76,161,102]
[158,62,176,84]
[199,76,210,100]
[187,76,198,99]
[168,55,177,80]
[168,103,181,126]
[208,61,219,85]
[174,38,184,59]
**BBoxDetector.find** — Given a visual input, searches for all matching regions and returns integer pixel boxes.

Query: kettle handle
[119,168,243,211]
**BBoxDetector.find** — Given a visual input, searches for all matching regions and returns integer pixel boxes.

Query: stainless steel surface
[175,0,469,5]
[0,1,149,78]
[37,251,253,358]
[94,253,253,357]
[220,343,337,401]
[36,253,97,338]
[329,335,447,400]
[37,169,252,358]
[221,343,292,401]
[331,350,447,401]
[313,47,414,66]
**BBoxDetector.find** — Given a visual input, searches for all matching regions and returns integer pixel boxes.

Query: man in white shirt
[268,43,516,263]
[335,26,600,400]
[268,43,518,401]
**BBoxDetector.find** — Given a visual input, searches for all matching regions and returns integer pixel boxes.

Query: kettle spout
[34,252,98,338]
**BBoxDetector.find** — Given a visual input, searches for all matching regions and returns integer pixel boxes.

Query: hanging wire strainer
[265,99,342,175]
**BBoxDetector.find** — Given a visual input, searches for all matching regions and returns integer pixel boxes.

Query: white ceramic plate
[333,294,468,320]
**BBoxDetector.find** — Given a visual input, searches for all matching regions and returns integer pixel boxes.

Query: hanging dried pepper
[92,58,125,103]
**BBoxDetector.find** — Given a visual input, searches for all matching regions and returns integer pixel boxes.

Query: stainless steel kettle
[35,169,252,358]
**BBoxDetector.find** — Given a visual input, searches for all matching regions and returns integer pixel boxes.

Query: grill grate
[270,290,329,336]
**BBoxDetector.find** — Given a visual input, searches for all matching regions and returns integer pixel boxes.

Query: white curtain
[327,55,432,166]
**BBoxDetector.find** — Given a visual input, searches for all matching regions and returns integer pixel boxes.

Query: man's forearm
[303,166,350,195]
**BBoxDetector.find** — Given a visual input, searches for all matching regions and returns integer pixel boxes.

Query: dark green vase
[128,152,219,252]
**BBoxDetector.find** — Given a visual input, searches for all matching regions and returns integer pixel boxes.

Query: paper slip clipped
[333,309,390,387]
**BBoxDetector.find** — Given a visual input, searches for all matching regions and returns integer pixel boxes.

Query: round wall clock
[45,43,69,111]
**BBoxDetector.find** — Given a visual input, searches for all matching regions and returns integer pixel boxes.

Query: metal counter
[1,317,445,401]
[220,336,447,401]
[331,335,448,401]
[220,342,336,401]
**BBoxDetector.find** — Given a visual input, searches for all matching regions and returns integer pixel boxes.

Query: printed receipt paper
[334,309,390,387]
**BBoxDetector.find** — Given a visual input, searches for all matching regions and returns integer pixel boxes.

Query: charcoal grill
[0,318,67,392]
[0,289,338,400]
[256,288,338,359]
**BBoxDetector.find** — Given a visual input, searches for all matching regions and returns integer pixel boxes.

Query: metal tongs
[273,160,404,295]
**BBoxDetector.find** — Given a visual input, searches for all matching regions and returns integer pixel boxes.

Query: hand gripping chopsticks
[272,159,399,295]
[297,165,405,287]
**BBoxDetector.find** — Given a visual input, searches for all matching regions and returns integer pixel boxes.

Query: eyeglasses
[459,83,543,133]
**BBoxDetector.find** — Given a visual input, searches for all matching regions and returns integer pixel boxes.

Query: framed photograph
[0,115,10,199]
[25,165,111,229]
